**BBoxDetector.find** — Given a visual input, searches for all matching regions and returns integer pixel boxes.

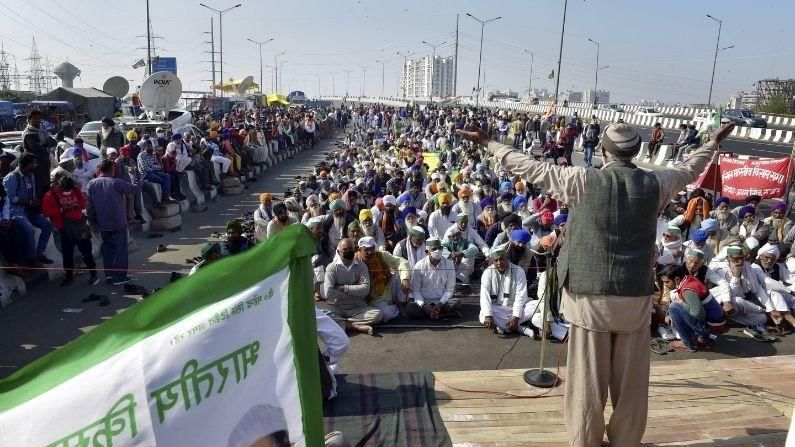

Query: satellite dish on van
[139,71,182,113]
[103,76,129,99]
[237,76,254,95]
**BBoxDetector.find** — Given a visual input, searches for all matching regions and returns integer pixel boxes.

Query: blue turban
[714,197,730,207]
[512,195,527,209]
[500,191,514,201]
[499,181,513,193]
[510,229,532,244]
[171,133,182,141]
[402,206,417,218]
[480,197,494,209]
[738,205,756,218]
[700,218,718,232]
[554,214,568,227]
[690,229,708,244]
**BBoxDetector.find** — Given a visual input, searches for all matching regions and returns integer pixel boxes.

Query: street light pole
[343,69,352,97]
[707,14,723,107]
[375,60,387,98]
[274,51,285,93]
[466,13,501,107]
[522,49,534,99]
[246,37,273,94]
[587,38,600,107]
[422,40,447,97]
[358,65,367,96]
[553,0,568,105]
[199,3,242,98]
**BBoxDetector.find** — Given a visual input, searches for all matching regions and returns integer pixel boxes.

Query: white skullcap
[357,236,376,248]
[226,405,288,447]
[444,225,461,239]
[744,237,760,251]
[106,147,118,155]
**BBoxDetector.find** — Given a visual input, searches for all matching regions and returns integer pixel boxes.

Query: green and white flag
[0,225,323,446]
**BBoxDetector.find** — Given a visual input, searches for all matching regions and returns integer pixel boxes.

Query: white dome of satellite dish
[139,71,182,114]
[102,76,130,99]
[237,75,254,95]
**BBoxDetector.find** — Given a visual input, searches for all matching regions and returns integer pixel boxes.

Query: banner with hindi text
[0,225,322,447]
[719,155,791,200]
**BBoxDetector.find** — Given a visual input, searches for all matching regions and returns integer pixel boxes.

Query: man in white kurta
[480,246,538,337]
[407,238,458,319]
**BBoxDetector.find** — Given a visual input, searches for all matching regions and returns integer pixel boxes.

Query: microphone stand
[523,237,561,388]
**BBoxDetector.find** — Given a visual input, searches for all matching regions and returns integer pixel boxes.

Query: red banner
[719,155,791,200]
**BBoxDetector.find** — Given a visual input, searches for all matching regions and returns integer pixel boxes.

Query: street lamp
[466,13,501,107]
[587,38,601,107]
[274,51,285,93]
[330,72,337,97]
[706,14,723,107]
[522,49,534,99]
[342,69,353,97]
[246,37,273,94]
[358,65,367,96]
[422,40,447,97]
[396,51,414,98]
[199,2,241,98]
[375,60,388,98]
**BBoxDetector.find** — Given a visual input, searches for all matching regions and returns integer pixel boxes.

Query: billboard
[153,57,178,76]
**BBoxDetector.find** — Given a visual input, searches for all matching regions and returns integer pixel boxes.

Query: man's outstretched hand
[713,122,735,143]
[456,122,490,147]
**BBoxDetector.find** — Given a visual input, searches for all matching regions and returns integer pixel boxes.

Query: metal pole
[210,17,215,96]
[258,44,263,93]
[219,11,223,98]
[707,15,722,107]
[595,43,599,104]
[359,65,366,96]
[530,52,534,93]
[454,13,459,97]
[146,0,152,76]
[476,21,484,107]
[553,0,568,105]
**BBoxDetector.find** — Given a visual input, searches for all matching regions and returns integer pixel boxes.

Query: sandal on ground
[667,340,696,352]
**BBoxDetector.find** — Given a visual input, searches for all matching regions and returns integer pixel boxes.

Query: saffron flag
[131,59,146,69]
[0,225,323,447]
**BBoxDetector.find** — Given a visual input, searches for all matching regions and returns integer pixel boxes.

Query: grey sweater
[324,260,371,312]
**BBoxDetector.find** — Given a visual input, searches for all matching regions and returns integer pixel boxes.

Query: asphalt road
[2,131,794,381]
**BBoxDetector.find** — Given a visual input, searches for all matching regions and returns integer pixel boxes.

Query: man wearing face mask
[324,238,381,336]
[407,237,458,319]
[452,187,480,229]
[359,209,386,250]
[480,245,537,337]
[266,202,297,238]
[708,245,774,341]
[752,243,795,329]
[428,192,456,239]
[708,197,738,233]
[657,226,685,266]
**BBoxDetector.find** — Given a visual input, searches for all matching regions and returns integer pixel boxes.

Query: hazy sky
[0,0,790,105]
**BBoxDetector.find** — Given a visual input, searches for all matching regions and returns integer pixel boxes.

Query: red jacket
[42,186,87,229]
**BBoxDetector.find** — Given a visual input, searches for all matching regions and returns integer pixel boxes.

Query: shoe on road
[113,277,133,286]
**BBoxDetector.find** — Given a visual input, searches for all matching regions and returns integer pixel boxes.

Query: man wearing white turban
[752,242,795,329]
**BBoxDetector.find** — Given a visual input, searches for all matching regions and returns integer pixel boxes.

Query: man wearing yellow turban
[359,208,386,249]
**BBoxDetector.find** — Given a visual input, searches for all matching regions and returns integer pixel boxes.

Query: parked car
[635,107,663,118]
[693,111,730,130]
[77,121,103,147]
[0,131,101,175]
[598,104,625,113]
[723,109,767,128]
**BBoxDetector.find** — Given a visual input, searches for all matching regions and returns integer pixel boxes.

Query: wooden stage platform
[433,355,795,446]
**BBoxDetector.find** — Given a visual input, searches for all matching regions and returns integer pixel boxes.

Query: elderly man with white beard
[452,213,489,256]
[766,201,793,252]
[734,206,770,244]
[359,208,386,250]
[708,245,776,341]
[393,226,427,274]
[476,198,497,239]
[452,187,480,229]
[355,236,410,322]
[709,197,739,233]
[324,199,355,250]
[301,195,325,224]
[442,223,481,289]
[496,191,515,221]
[753,243,795,329]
